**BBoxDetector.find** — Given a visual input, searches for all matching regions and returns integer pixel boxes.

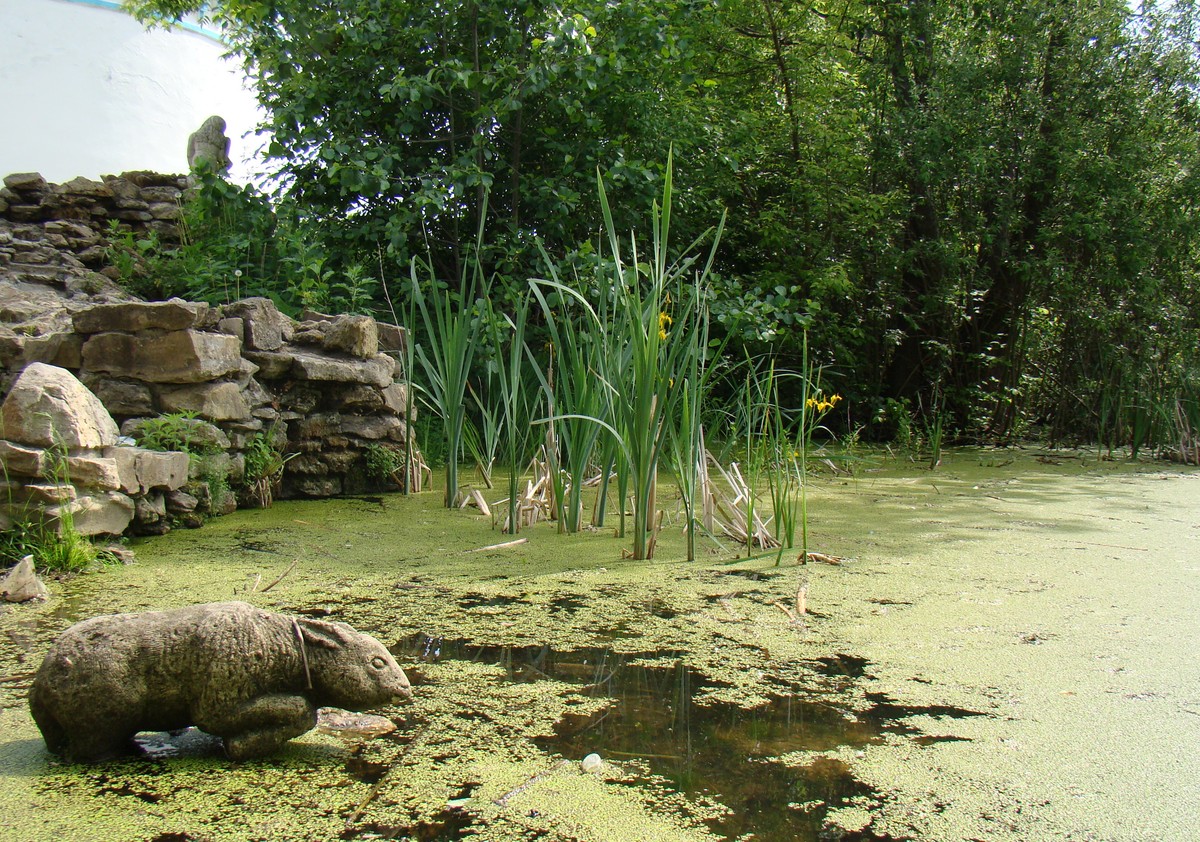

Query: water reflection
[400,635,962,840]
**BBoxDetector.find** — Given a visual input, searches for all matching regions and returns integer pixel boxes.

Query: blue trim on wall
[54,0,226,44]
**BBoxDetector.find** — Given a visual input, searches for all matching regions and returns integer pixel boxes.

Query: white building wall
[0,0,264,183]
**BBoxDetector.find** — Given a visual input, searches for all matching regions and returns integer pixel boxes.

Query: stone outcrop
[0,364,188,537]
[1,362,118,450]
[0,171,168,396]
[0,172,419,538]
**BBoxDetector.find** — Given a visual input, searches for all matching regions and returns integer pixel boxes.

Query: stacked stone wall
[0,170,185,288]
[0,172,416,538]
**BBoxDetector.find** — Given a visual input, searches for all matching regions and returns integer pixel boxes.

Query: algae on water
[1,451,1197,841]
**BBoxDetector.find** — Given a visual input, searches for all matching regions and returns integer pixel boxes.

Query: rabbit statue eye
[371,656,387,670]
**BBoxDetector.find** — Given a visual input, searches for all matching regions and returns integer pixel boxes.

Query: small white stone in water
[581,753,603,773]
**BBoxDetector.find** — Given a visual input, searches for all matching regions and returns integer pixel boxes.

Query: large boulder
[158,381,251,421]
[72,298,206,334]
[1,363,118,449]
[81,330,241,384]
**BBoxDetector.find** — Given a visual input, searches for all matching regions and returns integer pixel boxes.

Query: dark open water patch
[340,812,474,841]
[398,635,974,841]
[457,593,530,610]
[811,654,873,679]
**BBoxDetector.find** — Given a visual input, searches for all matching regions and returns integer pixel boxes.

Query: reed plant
[487,290,539,534]
[408,231,488,507]
[530,152,723,559]
[668,295,715,561]
[593,154,723,560]
[529,278,610,533]
[766,375,802,565]
[463,380,501,489]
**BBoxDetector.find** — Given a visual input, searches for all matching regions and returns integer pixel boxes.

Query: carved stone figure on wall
[186,115,232,174]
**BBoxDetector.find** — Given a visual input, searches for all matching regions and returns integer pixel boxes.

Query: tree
[129,0,704,282]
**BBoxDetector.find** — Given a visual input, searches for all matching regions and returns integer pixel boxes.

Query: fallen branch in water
[463,538,529,554]
[804,551,845,565]
[258,559,298,593]
[493,759,572,808]
[772,599,806,626]
[345,723,430,828]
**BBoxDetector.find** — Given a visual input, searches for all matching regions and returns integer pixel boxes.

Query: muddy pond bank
[1,450,1198,841]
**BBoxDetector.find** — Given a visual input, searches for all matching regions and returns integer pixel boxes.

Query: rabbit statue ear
[296,618,352,650]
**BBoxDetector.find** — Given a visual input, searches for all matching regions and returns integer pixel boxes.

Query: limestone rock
[290,350,395,388]
[106,446,190,495]
[1,362,119,449]
[224,297,285,351]
[22,331,83,369]
[73,298,207,334]
[338,384,385,412]
[64,454,122,491]
[4,173,47,192]
[217,317,244,343]
[158,381,251,421]
[79,375,155,417]
[340,414,403,441]
[1,556,49,603]
[376,321,406,356]
[48,491,135,536]
[58,177,112,199]
[241,350,292,379]
[17,483,77,505]
[165,488,199,513]
[382,383,413,418]
[323,314,378,359]
[135,491,166,524]
[82,329,241,383]
[0,440,46,476]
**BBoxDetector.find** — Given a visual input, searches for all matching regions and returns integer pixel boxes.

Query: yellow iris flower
[658,311,673,340]
[805,393,843,413]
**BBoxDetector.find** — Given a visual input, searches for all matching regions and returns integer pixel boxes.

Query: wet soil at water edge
[0,449,1197,841]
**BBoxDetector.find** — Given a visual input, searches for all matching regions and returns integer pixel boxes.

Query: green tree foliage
[131,0,701,281]
[128,0,1200,446]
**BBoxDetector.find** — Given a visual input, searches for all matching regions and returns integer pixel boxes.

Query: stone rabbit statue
[29,602,411,762]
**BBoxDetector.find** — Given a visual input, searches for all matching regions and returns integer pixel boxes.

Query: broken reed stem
[493,759,572,808]
[258,559,298,593]
[346,723,431,827]
[463,538,529,554]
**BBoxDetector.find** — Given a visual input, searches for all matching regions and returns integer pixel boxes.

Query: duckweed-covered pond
[1,449,1198,841]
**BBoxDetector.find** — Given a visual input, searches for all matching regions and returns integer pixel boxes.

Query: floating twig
[258,559,298,593]
[463,538,529,554]
[493,759,571,808]
[345,723,430,827]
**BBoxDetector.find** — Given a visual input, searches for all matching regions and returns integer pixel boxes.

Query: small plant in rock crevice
[240,428,295,508]
[364,442,429,493]
[0,435,117,574]
[133,412,232,515]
